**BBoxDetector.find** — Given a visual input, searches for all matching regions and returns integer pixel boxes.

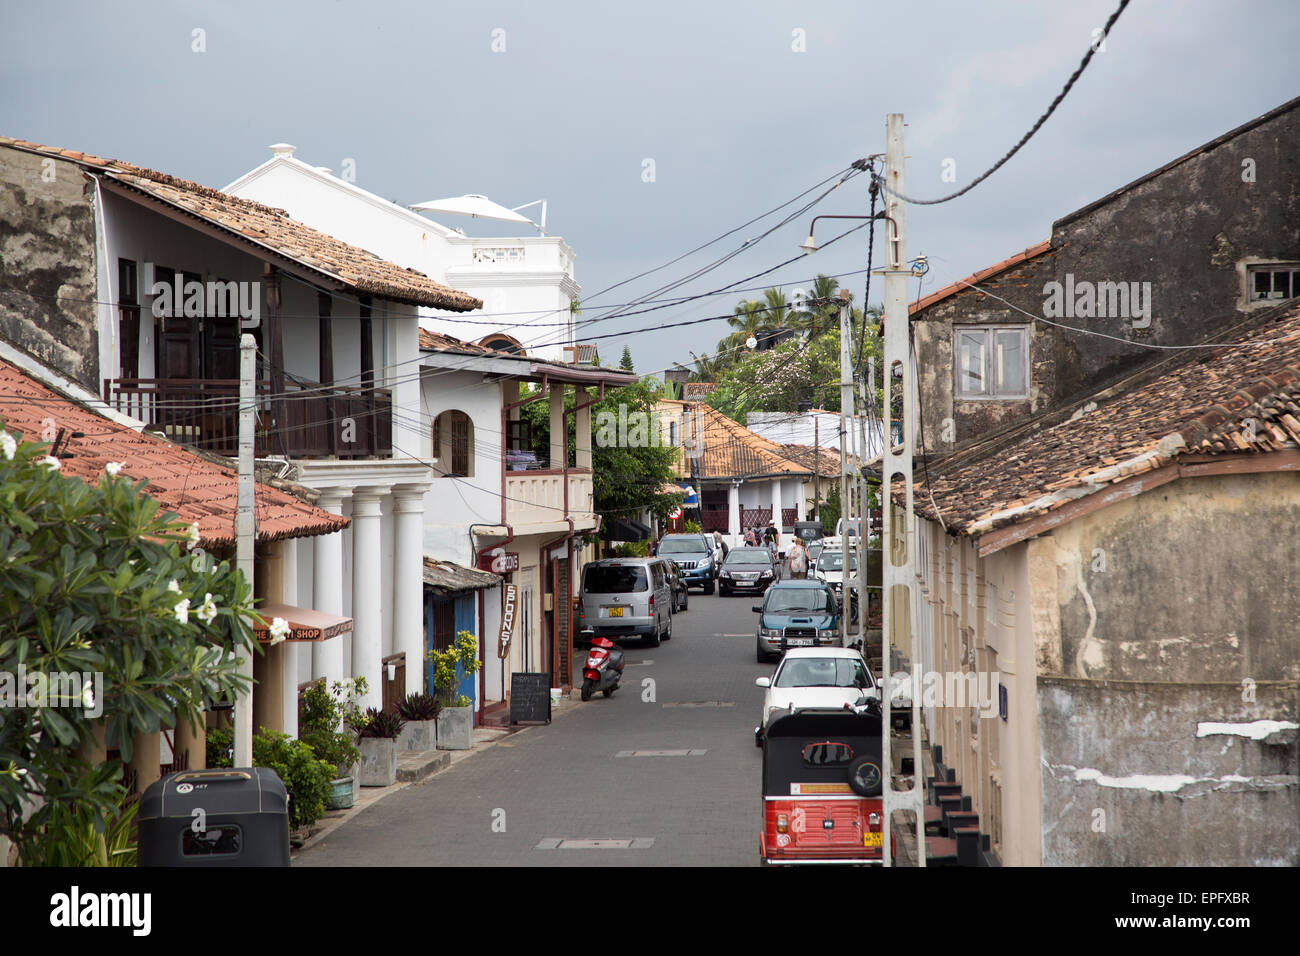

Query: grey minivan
[577,557,674,647]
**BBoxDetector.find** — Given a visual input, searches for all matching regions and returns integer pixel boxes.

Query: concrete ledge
[397,749,450,783]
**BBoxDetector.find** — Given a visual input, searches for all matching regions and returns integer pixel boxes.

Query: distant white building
[747,409,884,459]
[223,145,580,361]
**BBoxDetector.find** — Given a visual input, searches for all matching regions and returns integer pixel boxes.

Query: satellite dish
[746,336,758,349]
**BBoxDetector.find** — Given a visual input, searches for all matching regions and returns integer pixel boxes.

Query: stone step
[396,749,450,783]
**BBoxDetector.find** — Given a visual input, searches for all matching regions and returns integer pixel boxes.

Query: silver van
[577,557,674,647]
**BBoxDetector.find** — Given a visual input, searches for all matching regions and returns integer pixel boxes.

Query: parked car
[814,548,860,623]
[754,648,878,746]
[654,533,718,594]
[577,558,673,647]
[718,547,780,596]
[661,558,689,612]
[753,580,841,663]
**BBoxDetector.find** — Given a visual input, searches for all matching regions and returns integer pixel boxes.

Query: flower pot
[398,718,437,752]
[436,705,473,751]
[327,775,355,810]
[358,737,398,787]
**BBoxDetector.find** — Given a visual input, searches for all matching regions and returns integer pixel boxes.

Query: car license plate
[787,638,811,646]
[609,607,624,617]
[863,832,883,848]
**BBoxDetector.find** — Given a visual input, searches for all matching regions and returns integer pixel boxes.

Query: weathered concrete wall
[1035,471,1300,865]
[1053,472,1300,683]
[0,147,100,389]
[1038,677,1298,866]
[915,101,1300,450]
[914,249,1062,452]
[1049,103,1300,398]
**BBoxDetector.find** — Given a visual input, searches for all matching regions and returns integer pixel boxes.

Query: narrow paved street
[296,592,772,866]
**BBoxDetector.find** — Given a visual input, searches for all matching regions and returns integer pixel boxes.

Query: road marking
[614,749,707,757]
[720,633,752,637]
[625,660,654,666]
[535,838,655,849]
[662,701,734,708]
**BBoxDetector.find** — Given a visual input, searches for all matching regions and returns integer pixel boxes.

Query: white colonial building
[223,145,580,361]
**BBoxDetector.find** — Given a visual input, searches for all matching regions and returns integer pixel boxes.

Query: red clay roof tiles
[0,137,482,313]
[0,359,348,548]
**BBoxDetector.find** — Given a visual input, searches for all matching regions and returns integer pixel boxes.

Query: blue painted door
[453,594,476,709]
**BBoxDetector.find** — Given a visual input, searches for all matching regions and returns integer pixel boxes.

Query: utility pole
[837,291,853,649]
[880,113,925,867]
[234,333,257,767]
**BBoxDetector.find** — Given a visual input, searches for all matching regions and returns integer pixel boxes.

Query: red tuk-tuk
[760,706,885,865]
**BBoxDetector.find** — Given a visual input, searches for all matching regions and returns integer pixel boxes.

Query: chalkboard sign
[510,672,552,725]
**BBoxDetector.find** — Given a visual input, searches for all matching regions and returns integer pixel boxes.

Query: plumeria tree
[0,426,259,865]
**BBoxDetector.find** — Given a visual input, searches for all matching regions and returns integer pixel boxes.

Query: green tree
[618,346,634,372]
[0,427,259,864]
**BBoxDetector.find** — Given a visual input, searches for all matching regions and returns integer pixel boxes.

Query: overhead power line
[873,0,1132,206]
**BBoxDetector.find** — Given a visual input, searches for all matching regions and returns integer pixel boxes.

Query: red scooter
[581,636,626,701]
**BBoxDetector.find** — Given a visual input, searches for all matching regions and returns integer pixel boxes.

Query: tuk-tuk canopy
[763,708,883,795]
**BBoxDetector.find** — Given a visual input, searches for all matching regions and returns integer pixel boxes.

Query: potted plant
[428,630,483,751]
[299,680,363,810]
[395,691,442,751]
[355,707,405,787]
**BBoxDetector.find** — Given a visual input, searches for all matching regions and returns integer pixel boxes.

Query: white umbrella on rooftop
[409,194,546,234]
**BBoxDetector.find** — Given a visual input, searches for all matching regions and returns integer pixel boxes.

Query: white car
[754,648,878,746]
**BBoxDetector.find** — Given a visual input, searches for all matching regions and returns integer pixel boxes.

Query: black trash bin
[138,767,290,867]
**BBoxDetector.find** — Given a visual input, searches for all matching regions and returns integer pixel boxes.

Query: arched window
[432,410,473,477]
[478,332,525,355]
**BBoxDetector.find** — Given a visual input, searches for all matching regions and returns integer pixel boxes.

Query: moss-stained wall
[0,147,99,388]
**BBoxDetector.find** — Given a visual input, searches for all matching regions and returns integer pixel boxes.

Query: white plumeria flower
[186,522,201,551]
[196,592,218,625]
[82,683,95,710]
[167,579,182,594]
[105,461,123,477]
[40,456,60,471]
[268,617,291,646]
[174,598,190,625]
[0,431,15,461]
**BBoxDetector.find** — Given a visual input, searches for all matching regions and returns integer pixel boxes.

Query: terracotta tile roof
[909,241,1052,315]
[910,301,1300,537]
[0,359,349,547]
[418,328,502,356]
[682,403,846,481]
[0,137,482,312]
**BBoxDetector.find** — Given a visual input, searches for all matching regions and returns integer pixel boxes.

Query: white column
[280,538,300,738]
[575,389,592,469]
[351,487,385,710]
[313,492,345,686]
[549,383,566,468]
[797,485,806,523]
[771,479,783,534]
[727,482,740,545]
[393,485,428,697]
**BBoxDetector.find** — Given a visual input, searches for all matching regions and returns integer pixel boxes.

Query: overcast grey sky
[2,0,1297,376]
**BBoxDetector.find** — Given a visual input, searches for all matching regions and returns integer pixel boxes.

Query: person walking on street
[787,537,809,579]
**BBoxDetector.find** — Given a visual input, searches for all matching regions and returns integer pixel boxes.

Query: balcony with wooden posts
[102,376,392,459]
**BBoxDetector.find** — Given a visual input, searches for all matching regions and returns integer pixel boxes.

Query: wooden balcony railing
[103,377,392,459]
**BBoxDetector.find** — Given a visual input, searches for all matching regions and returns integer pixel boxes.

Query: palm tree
[689,350,721,382]
[791,274,847,337]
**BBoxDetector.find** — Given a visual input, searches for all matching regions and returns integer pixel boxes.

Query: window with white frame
[955,326,1029,399]
[1247,263,1300,304]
